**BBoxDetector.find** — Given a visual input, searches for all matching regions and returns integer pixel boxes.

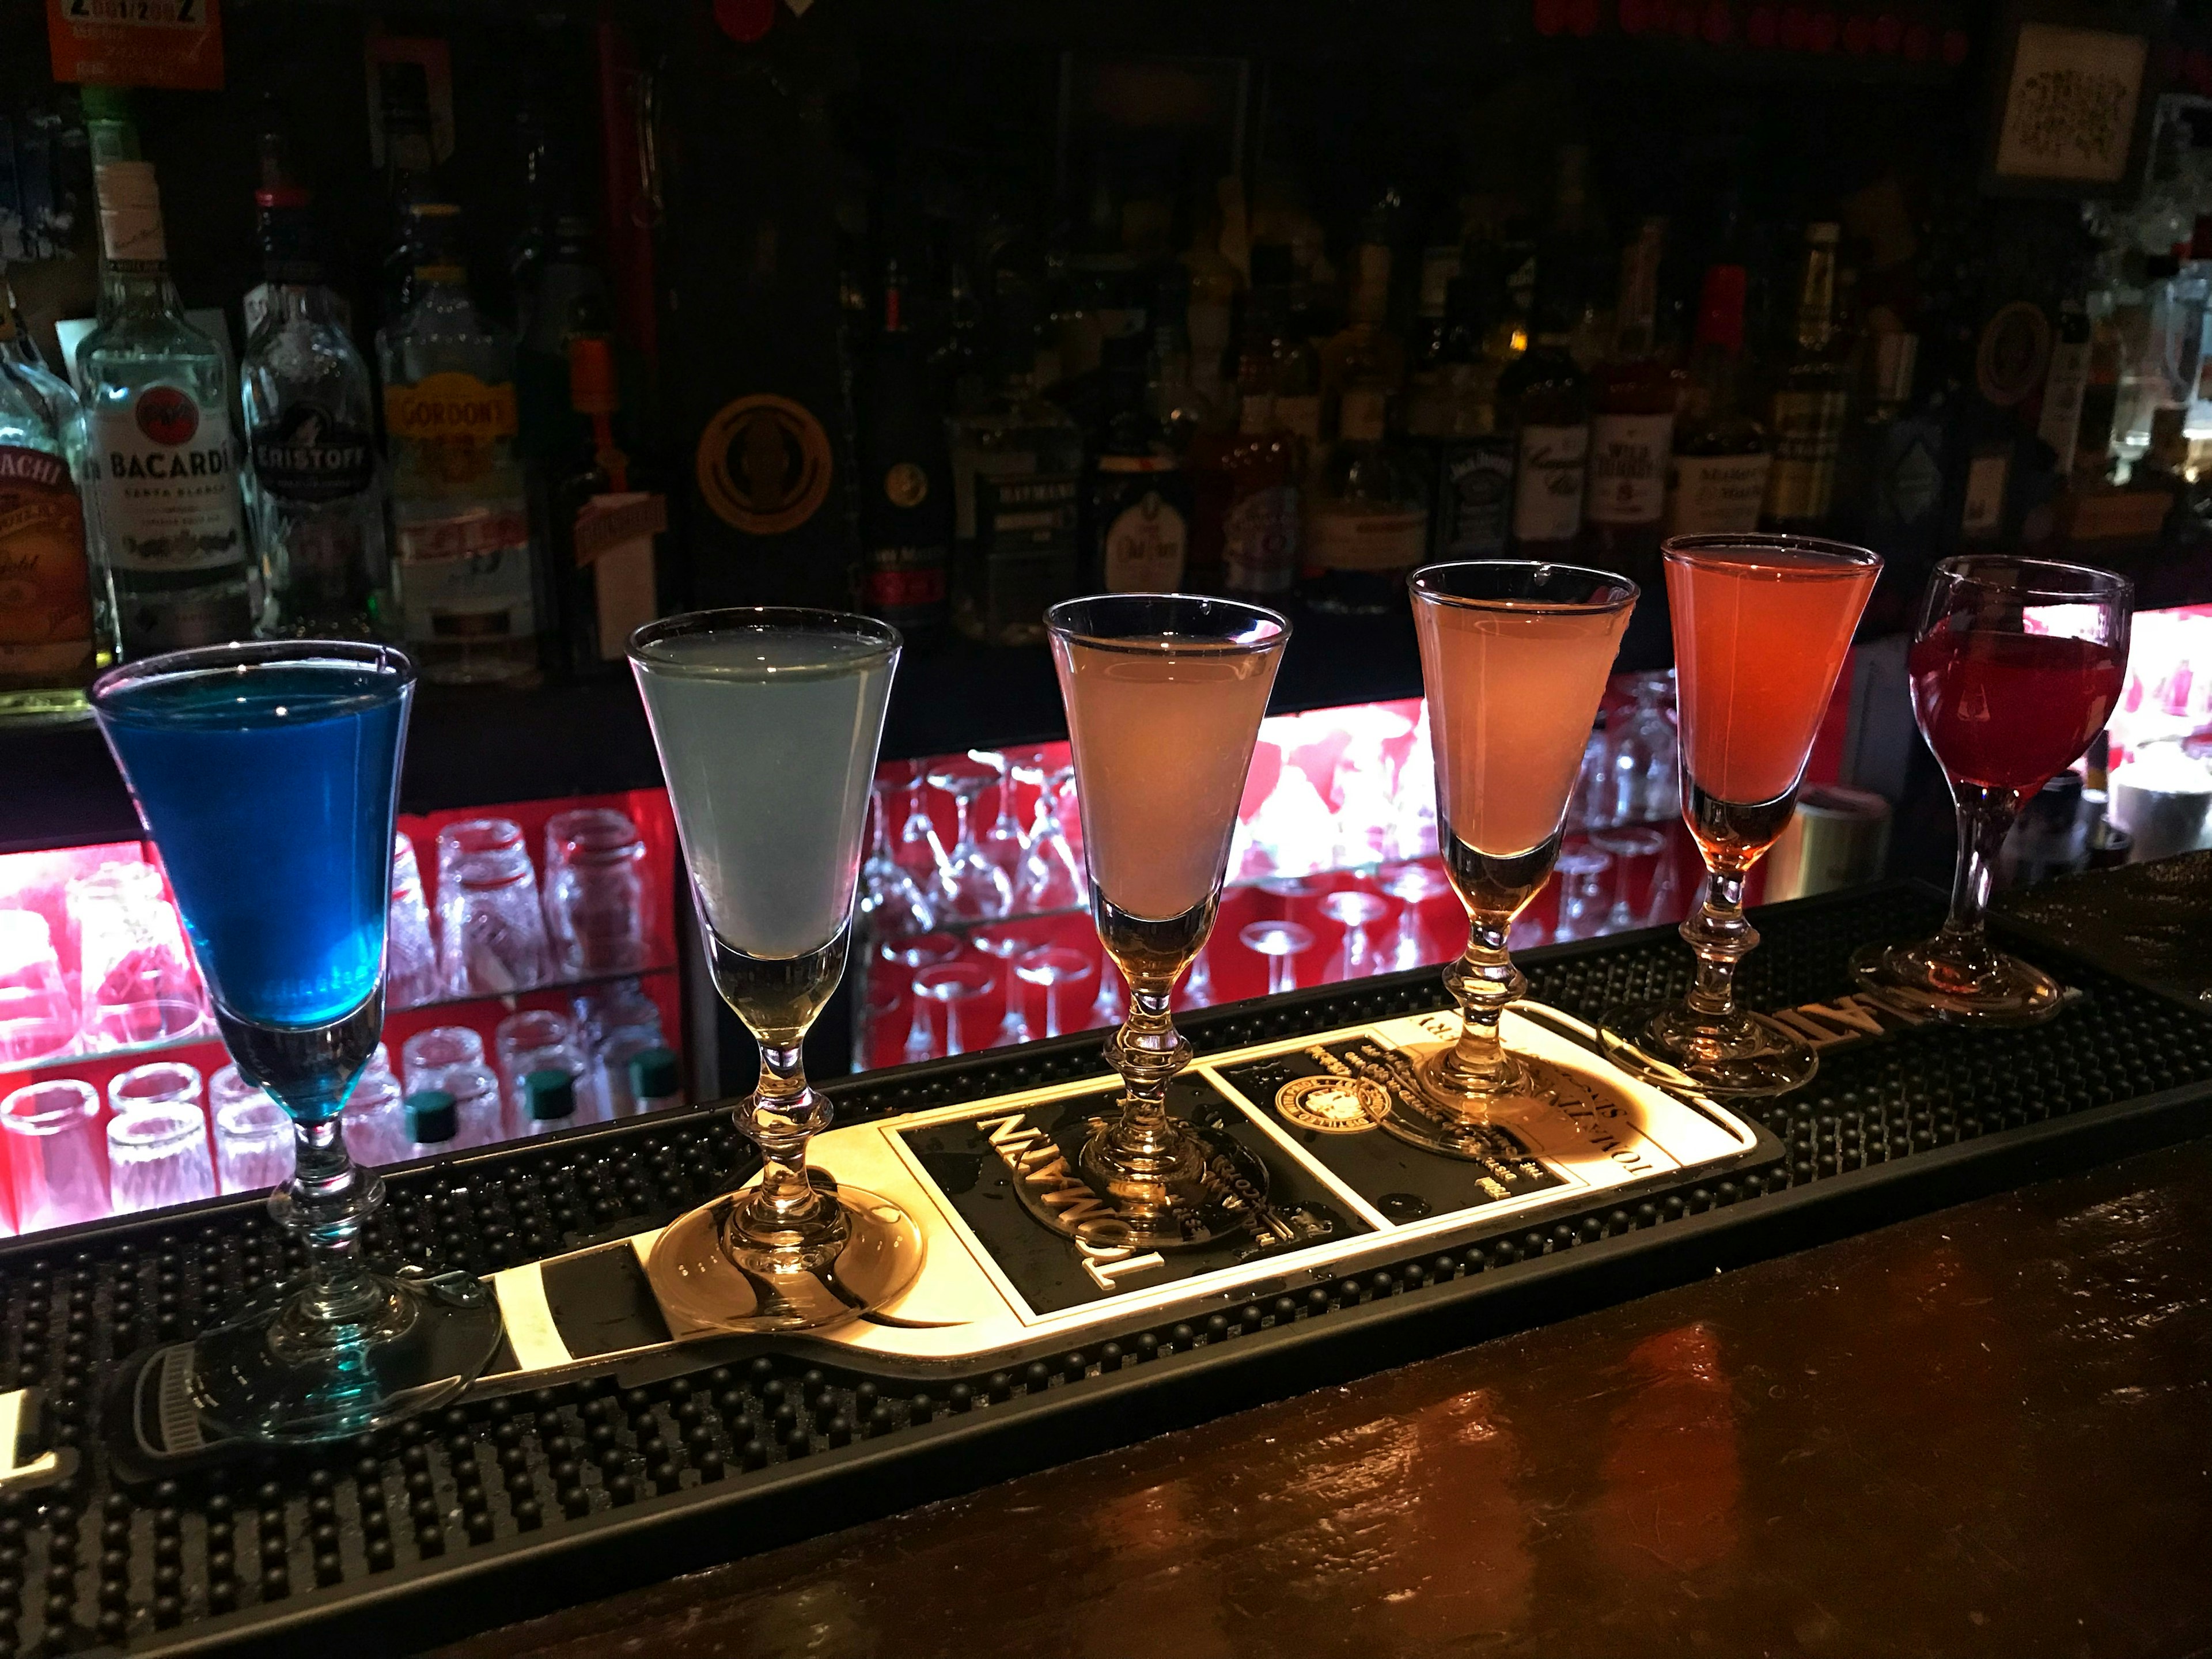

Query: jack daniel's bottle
[76,89,253,657]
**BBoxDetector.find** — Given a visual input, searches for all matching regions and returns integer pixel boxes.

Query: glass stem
[1935,785,2017,969]
[747,1040,827,1229]
[277,1118,384,1324]
[1435,915,1525,1091]
[1681,865,1757,1018]
[1104,978,1192,1175]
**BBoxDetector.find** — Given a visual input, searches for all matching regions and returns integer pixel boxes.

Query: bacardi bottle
[377,200,541,684]
[75,93,254,657]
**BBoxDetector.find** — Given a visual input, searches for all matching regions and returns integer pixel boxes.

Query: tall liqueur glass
[1599,535,1879,1097]
[1047,594,1287,1249]
[90,641,502,1442]
[1392,562,1636,1154]
[1853,557,2131,1022]
[630,608,923,1332]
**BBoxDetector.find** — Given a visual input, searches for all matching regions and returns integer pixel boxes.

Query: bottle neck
[1794,244,1838,352]
[265,281,342,327]
[100,263,179,324]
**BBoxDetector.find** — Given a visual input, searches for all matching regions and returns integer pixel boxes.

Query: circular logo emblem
[135,386,199,447]
[1975,301,2052,408]
[884,461,929,509]
[1275,1074,1392,1135]
[696,393,833,535]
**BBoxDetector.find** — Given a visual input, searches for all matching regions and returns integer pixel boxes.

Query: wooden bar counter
[436,1135,2212,1659]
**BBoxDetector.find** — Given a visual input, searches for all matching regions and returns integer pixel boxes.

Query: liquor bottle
[946,275,1084,645]
[517,215,611,468]
[1402,231,1463,434]
[856,257,952,633]
[549,335,664,675]
[1319,196,1406,440]
[1665,264,1771,537]
[0,262,108,722]
[1148,268,1228,456]
[376,200,541,685]
[1254,243,1324,473]
[1497,259,1590,558]
[1088,332,1192,592]
[75,90,255,658]
[1199,247,1304,597]
[2039,300,2092,476]
[1302,383,1427,613]
[238,179,390,641]
[1762,222,1853,531]
[377,60,443,321]
[1415,270,1517,560]
[1583,218,1680,580]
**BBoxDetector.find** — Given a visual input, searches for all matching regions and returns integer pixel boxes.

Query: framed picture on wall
[1983,3,2158,197]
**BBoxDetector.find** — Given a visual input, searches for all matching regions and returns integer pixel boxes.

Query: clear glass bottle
[74,90,255,658]
[239,184,391,640]
[0,260,110,721]
[946,277,1084,645]
[376,200,541,685]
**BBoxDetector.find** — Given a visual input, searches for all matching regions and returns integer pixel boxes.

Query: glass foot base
[1052,1118,1270,1252]
[1381,1050,1570,1158]
[1850,940,2065,1026]
[188,1270,503,1444]
[648,1179,926,1337]
[1598,998,1818,1098]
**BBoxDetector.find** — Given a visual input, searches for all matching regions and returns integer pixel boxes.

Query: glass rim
[1410,559,1639,615]
[90,638,416,719]
[0,1077,99,1130]
[1928,552,2135,603]
[627,605,902,669]
[1662,532,1883,575]
[1044,591,1291,656]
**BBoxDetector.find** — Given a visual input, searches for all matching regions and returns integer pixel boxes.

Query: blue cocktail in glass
[92,640,502,1443]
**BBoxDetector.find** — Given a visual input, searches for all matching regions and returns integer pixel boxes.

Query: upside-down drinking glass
[1394,561,1636,1156]
[630,608,924,1334]
[1599,535,1879,1097]
[91,639,502,1441]
[1048,593,1289,1249]
[1851,556,2131,1023]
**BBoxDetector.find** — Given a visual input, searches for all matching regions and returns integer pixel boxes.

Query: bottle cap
[524,1069,577,1123]
[628,1048,681,1104]
[1694,264,1748,353]
[405,1089,458,1146]
[567,336,621,415]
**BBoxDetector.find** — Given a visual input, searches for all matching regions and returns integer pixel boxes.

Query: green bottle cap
[79,85,134,122]
[405,1089,457,1146]
[627,1047,680,1104]
[524,1068,578,1122]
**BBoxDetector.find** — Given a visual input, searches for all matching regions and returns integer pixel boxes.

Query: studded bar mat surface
[2,882,2209,1659]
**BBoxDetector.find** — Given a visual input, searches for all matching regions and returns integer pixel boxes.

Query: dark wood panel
[433,1135,2212,1659]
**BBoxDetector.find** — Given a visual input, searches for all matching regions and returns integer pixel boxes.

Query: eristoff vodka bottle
[376,200,541,684]
[75,108,253,656]
[0,262,112,722]
[239,185,390,639]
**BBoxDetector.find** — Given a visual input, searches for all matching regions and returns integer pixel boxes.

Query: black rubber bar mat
[0,880,2206,1659]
